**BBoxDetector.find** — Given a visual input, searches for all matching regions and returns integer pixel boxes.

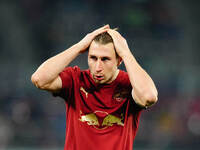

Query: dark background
[0,0,200,149]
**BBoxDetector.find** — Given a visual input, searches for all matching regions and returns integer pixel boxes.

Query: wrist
[70,43,84,54]
[75,42,89,53]
[120,50,133,60]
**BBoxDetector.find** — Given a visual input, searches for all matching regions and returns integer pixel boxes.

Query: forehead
[88,41,116,58]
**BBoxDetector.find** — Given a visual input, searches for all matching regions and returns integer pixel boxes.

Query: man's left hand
[107,29,131,59]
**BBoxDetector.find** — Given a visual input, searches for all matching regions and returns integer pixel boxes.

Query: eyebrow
[89,55,97,58]
[89,55,111,59]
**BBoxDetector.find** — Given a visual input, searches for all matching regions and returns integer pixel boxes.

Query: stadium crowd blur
[0,0,200,149]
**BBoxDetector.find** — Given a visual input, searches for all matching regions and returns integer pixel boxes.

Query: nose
[95,59,103,72]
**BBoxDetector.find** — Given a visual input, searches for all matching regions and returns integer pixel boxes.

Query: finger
[97,24,110,32]
[107,29,118,39]
[93,24,110,33]
[92,26,109,37]
[108,29,121,36]
[102,24,110,29]
[108,29,124,40]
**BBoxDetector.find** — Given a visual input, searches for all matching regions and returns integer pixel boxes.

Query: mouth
[94,75,104,81]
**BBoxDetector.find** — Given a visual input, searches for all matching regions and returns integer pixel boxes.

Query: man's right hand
[77,24,110,53]
[31,25,110,92]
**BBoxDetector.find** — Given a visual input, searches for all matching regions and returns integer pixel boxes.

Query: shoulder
[113,70,131,94]
[117,69,130,84]
[62,66,81,73]
[60,66,82,78]
[119,69,128,77]
[58,66,83,88]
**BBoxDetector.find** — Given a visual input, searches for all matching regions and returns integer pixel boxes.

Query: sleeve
[53,66,81,101]
[131,89,146,111]
[120,71,145,111]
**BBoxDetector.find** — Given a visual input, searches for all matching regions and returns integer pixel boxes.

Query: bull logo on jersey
[79,113,99,126]
[79,110,124,129]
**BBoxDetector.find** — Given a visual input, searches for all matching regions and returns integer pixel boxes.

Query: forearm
[31,43,81,87]
[122,51,158,107]
[106,29,157,107]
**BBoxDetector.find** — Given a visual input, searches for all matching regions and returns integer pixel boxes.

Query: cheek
[104,63,117,74]
[106,61,117,69]
[88,62,92,70]
[88,58,92,66]
[88,61,95,72]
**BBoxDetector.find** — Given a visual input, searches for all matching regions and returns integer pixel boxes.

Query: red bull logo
[79,110,124,129]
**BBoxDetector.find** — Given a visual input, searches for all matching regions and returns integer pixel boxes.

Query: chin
[95,80,103,84]
[94,79,106,84]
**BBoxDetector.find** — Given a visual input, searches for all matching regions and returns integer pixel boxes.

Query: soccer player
[31,25,158,150]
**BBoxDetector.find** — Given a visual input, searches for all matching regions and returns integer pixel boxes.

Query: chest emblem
[79,110,124,129]
[113,89,129,102]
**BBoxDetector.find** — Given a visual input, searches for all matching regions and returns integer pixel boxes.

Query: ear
[117,57,122,66]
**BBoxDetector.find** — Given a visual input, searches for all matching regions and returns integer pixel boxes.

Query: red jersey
[57,66,142,150]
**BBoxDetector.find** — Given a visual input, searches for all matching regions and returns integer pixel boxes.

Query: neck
[107,69,119,84]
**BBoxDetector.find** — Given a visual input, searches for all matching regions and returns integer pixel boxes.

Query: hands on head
[107,28,130,58]
[77,24,110,53]
[78,25,130,58]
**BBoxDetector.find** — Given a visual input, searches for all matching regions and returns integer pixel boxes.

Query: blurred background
[0,0,200,150]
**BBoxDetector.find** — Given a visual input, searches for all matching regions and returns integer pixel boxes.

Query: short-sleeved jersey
[57,66,142,150]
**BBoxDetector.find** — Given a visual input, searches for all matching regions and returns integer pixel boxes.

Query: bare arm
[31,25,110,92]
[107,29,158,108]
[31,44,81,91]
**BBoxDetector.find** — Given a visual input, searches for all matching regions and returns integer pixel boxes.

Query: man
[31,25,158,150]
